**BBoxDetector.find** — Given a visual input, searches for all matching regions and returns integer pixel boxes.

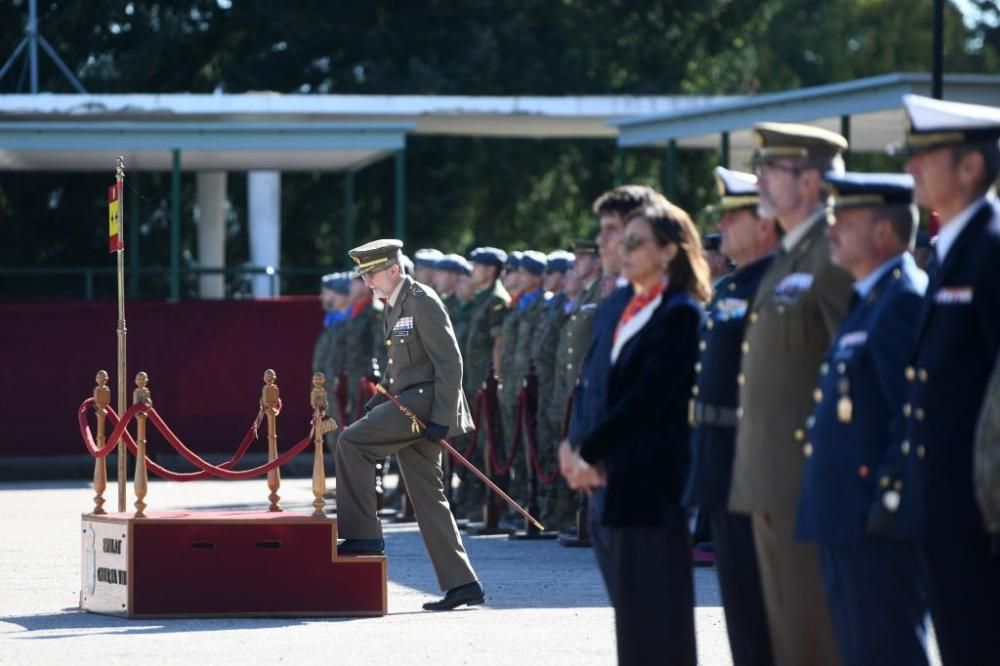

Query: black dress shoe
[422,581,485,611]
[337,538,385,555]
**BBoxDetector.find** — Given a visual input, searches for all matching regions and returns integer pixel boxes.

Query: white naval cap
[901,94,1000,152]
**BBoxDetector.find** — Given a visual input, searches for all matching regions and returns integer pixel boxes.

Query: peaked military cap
[505,250,523,271]
[436,253,473,276]
[545,250,575,274]
[752,122,848,172]
[321,272,340,290]
[470,246,508,269]
[348,238,404,276]
[702,233,722,252]
[413,248,444,268]
[826,172,914,209]
[571,238,599,254]
[519,250,548,276]
[711,166,759,212]
[900,94,1000,153]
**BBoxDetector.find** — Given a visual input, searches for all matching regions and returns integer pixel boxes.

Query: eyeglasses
[622,235,652,252]
[755,162,804,178]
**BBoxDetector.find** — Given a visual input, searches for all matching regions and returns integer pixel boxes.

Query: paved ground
[0,478,738,665]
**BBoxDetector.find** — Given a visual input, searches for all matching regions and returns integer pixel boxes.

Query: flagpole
[115,156,128,513]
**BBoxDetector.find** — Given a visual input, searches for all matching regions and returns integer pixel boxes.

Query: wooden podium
[80,511,386,618]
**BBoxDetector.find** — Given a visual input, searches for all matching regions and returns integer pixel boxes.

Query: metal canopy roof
[0,93,738,172]
[612,72,1000,169]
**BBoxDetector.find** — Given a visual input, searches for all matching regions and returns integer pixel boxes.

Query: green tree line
[0,0,996,299]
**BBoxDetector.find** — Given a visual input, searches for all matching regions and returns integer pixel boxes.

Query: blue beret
[519,250,548,276]
[413,248,444,268]
[506,250,523,270]
[825,172,914,208]
[435,253,473,276]
[545,250,574,274]
[470,246,508,269]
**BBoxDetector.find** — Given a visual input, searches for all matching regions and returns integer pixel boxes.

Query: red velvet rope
[486,386,522,476]
[78,397,315,481]
[522,391,561,486]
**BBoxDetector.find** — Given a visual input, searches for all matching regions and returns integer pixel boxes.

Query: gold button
[880,475,890,488]
[892,268,902,279]
[738,373,746,386]
[741,342,750,353]
[728,282,736,291]
[893,480,903,491]
[389,378,395,384]
[905,366,915,381]
[820,363,829,375]
[806,415,815,429]
[901,440,910,455]
[699,341,707,351]
[736,407,744,419]
[794,429,804,442]
[567,347,573,353]
[777,305,786,315]
[566,363,573,370]
[695,362,702,373]
[915,408,925,421]
[803,443,813,457]
[692,386,700,396]
[386,339,392,347]
[917,445,926,459]
[918,369,928,382]
[814,388,823,403]
[400,339,405,344]
[388,358,394,365]
[750,312,758,323]
[837,362,846,374]
[706,319,715,330]
[902,403,911,417]
[858,465,869,478]
[571,315,577,321]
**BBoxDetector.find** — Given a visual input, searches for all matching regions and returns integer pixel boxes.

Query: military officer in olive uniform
[507,250,549,501]
[683,167,779,666]
[796,173,930,665]
[891,95,1000,665]
[728,123,854,666]
[340,273,386,420]
[455,247,511,516]
[335,239,485,611]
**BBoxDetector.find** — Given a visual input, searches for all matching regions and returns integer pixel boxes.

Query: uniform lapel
[911,201,992,350]
[383,275,412,338]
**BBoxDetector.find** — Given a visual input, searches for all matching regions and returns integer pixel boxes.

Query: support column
[196,172,227,299]
[394,149,406,242]
[841,115,852,168]
[664,140,678,201]
[170,149,182,302]
[615,148,626,186]
[720,132,730,169]
[128,172,140,299]
[344,170,356,253]
[248,171,281,298]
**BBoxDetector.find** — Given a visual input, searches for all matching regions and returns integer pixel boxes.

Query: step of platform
[80,510,386,618]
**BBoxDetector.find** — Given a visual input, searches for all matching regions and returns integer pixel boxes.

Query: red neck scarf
[614,279,666,342]
[351,295,372,319]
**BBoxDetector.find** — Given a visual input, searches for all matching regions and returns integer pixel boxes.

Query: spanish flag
[108,182,123,252]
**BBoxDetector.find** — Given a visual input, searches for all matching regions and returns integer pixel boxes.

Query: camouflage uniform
[340,297,386,422]
[508,288,549,500]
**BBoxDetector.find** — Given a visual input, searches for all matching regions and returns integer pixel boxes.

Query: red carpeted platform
[80,511,386,617]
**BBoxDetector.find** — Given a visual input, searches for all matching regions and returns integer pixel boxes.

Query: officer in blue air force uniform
[795,173,930,666]
[683,166,778,666]
[888,95,1000,666]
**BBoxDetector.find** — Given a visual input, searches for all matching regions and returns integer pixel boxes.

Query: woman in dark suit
[568,200,711,666]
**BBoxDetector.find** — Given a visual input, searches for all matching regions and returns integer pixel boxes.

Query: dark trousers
[922,533,1000,666]
[590,496,697,666]
[818,541,929,666]
[710,508,774,666]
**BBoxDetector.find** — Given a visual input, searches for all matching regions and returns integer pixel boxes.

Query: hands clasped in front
[558,438,606,494]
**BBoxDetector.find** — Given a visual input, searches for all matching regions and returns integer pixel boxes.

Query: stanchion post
[132,372,151,518]
[310,373,331,519]
[92,370,111,514]
[114,157,128,512]
[262,369,282,512]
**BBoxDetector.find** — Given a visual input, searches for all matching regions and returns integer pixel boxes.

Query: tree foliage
[0,0,996,299]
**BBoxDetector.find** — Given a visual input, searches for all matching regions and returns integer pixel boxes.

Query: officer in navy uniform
[886,95,1000,665]
[683,167,779,666]
[796,172,930,665]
